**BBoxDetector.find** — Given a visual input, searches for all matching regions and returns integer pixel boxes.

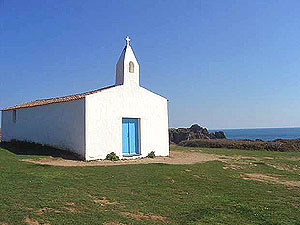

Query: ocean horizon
[210,127,300,141]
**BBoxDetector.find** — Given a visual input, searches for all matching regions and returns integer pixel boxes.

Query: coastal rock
[214,131,226,139]
[169,124,226,144]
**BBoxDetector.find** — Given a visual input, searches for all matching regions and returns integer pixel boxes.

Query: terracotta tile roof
[2,85,118,111]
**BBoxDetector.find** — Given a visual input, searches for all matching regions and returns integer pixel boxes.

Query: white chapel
[1,37,169,160]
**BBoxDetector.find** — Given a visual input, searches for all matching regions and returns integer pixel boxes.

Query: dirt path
[21,151,223,167]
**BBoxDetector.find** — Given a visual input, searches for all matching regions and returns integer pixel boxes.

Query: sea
[210,127,300,141]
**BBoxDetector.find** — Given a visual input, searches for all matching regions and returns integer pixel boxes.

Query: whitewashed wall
[1,99,85,157]
[85,85,169,160]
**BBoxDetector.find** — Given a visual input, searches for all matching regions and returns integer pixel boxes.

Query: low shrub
[179,138,300,152]
[147,151,156,158]
[105,152,119,161]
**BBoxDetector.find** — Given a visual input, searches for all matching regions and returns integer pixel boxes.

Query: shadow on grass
[0,140,81,160]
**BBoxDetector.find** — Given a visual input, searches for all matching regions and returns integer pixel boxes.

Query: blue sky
[1,0,300,129]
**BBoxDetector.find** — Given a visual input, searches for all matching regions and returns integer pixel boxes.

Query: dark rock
[189,124,202,133]
[169,128,189,144]
[214,131,226,139]
[169,124,226,144]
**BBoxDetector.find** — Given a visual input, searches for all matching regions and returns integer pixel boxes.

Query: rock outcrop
[169,124,226,144]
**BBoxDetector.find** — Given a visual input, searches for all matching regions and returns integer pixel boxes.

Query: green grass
[0,145,300,224]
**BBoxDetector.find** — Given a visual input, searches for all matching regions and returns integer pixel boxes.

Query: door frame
[122,118,141,156]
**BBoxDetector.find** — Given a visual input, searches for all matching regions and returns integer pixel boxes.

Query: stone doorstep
[123,154,141,157]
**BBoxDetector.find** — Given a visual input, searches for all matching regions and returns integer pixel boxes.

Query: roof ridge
[2,84,118,111]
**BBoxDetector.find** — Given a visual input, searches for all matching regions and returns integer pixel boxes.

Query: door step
[123,154,141,157]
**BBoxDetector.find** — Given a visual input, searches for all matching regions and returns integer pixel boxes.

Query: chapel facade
[1,37,169,160]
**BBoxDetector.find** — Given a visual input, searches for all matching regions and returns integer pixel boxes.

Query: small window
[12,110,16,123]
[129,61,134,73]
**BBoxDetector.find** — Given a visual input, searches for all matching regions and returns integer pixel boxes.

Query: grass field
[0,144,300,225]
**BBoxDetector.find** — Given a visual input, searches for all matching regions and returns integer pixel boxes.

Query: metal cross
[125,36,131,45]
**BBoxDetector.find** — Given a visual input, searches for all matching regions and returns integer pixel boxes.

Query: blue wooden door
[122,120,130,154]
[122,118,139,155]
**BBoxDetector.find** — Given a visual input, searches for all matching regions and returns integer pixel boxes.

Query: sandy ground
[21,151,223,167]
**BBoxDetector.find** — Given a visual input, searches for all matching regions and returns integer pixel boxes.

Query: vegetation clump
[147,151,156,158]
[179,138,300,152]
[105,152,119,161]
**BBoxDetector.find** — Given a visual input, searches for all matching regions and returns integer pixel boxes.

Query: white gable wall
[1,99,85,157]
[85,85,169,160]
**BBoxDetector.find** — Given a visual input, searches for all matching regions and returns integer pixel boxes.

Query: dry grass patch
[267,163,300,172]
[221,157,262,171]
[24,217,50,225]
[120,211,169,223]
[24,217,39,225]
[223,164,245,170]
[280,157,300,161]
[65,202,75,206]
[16,204,34,211]
[37,207,62,215]
[61,202,78,212]
[63,207,77,212]
[89,195,118,207]
[263,157,274,160]
[104,222,127,225]
[94,197,118,206]
[166,176,175,183]
[242,173,300,187]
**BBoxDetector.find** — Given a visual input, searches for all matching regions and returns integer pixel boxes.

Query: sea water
[210,127,300,141]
